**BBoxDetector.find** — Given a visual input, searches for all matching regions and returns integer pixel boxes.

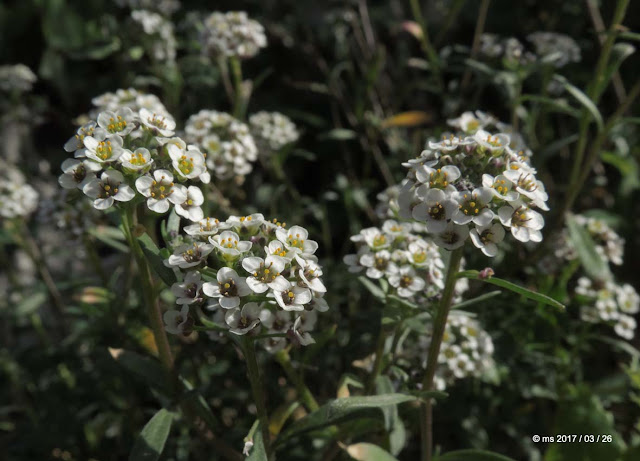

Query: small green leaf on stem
[129,408,173,461]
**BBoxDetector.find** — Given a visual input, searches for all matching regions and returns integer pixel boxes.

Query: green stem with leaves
[242,336,272,457]
[409,0,444,92]
[275,349,319,412]
[420,247,464,461]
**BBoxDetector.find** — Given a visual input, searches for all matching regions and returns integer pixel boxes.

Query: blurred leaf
[320,129,357,141]
[346,443,399,461]
[518,95,580,118]
[247,422,267,461]
[137,234,177,286]
[89,226,129,253]
[358,276,386,301]
[15,289,47,317]
[457,271,565,310]
[594,43,635,100]
[109,348,169,395]
[269,402,300,437]
[451,291,501,311]
[565,213,611,281]
[129,408,173,461]
[553,75,603,131]
[376,376,406,455]
[436,449,516,461]
[600,151,640,195]
[381,111,433,128]
[337,374,365,399]
[277,394,419,442]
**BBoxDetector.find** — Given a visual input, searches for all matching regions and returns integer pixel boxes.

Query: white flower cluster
[418,313,496,391]
[479,34,536,67]
[184,109,258,179]
[91,88,171,121]
[60,99,210,219]
[200,11,267,59]
[163,214,327,352]
[0,160,39,218]
[398,118,549,254]
[0,64,37,93]
[249,111,300,153]
[577,278,639,340]
[573,215,624,266]
[344,220,445,299]
[527,32,581,68]
[131,10,177,62]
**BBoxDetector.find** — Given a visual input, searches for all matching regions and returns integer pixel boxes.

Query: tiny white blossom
[165,242,214,269]
[203,267,251,309]
[136,169,186,213]
[82,170,135,210]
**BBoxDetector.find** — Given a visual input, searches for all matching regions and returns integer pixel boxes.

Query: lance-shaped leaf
[129,408,173,461]
[137,233,177,286]
[247,421,267,461]
[456,271,564,310]
[553,75,603,131]
[565,213,611,281]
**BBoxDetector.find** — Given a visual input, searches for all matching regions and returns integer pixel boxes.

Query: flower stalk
[420,246,464,461]
[242,336,273,457]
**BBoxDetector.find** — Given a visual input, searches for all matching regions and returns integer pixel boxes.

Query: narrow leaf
[358,276,386,301]
[553,75,604,131]
[451,291,502,310]
[137,234,177,286]
[320,129,357,141]
[565,213,611,281]
[346,443,399,461]
[109,348,169,395]
[457,271,564,310]
[247,422,267,461]
[129,409,173,461]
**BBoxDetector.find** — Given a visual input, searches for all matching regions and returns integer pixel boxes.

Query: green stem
[460,0,491,91]
[119,207,175,380]
[274,349,320,412]
[366,326,388,394]
[419,247,464,461]
[409,0,444,92]
[230,57,246,120]
[242,337,272,457]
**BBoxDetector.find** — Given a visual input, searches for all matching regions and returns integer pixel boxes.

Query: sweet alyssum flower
[398,116,549,255]
[200,11,267,59]
[60,95,210,220]
[0,161,39,219]
[161,216,327,351]
[249,111,300,153]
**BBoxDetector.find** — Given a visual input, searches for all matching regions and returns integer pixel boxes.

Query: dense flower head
[0,64,37,93]
[344,220,446,300]
[527,32,581,68]
[478,34,536,67]
[573,215,624,266]
[577,277,638,340]
[91,88,171,122]
[0,160,39,218]
[249,111,300,153]
[131,10,177,62]
[398,115,549,254]
[162,214,327,351]
[200,11,267,59]
[184,109,258,179]
[415,313,496,390]
[60,95,210,216]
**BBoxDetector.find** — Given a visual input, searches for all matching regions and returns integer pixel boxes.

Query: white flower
[249,111,300,152]
[82,170,135,210]
[276,225,318,257]
[473,130,510,155]
[451,188,495,226]
[296,255,327,293]
[120,148,154,172]
[482,174,519,201]
[168,144,207,180]
[272,279,313,311]
[184,217,231,238]
[201,11,267,59]
[617,284,639,314]
[415,165,461,189]
[63,121,107,154]
[174,185,204,222]
[164,305,192,335]
[359,250,397,279]
[227,213,265,233]
[503,166,549,210]
[97,107,136,136]
[428,134,473,152]
[241,255,287,293]
[292,313,316,346]
[411,188,458,233]
[498,204,544,243]
[171,271,204,305]
[351,227,391,251]
[210,231,253,260]
[58,158,101,190]
[382,220,408,238]
[139,108,176,137]
[470,223,505,257]
[264,240,295,261]
[84,135,124,163]
[203,267,252,309]
[614,314,636,340]
[165,242,214,269]
[388,265,426,298]
[433,222,470,250]
[135,169,186,213]
[406,239,441,269]
[225,302,262,335]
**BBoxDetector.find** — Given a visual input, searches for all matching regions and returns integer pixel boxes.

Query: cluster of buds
[200,11,267,59]
[527,32,581,68]
[59,94,210,220]
[163,214,328,352]
[398,116,549,255]
[249,111,300,154]
[184,110,258,180]
[344,220,445,300]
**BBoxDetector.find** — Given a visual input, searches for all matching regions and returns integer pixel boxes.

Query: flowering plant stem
[409,0,444,93]
[242,336,273,458]
[275,349,320,412]
[230,57,246,120]
[419,246,464,461]
[119,207,175,380]
[366,327,388,394]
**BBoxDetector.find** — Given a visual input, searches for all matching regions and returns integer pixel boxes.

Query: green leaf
[137,234,177,286]
[247,422,267,461]
[518,95,580,118]
[457,271,564,310]
[15,289,47,317]
[346,443,399,461]
[594,43,635,100]
[600,151,640,195]
[451,291,501,310]
[553,75,604,131]
[320,129,357,141]
[436,449,517,461]
[129,408,173,461]
[277,394,418,442]
[109,348,169,395]
[376,376,407,455]
[565,213,611,281]
[358,276,386,301]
